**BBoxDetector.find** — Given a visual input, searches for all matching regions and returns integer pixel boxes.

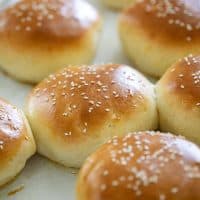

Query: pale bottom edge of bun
[0,140,36,187]
[158,103,200,145]
[119,23,200,78]
[0,30,100,83]
[0,111,36,187]
[156,87,200,145]
[27,105,158,168]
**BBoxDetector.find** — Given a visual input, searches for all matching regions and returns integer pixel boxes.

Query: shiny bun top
[120,0,200,44]
[158,54,200,108]
[77,131,200,200]
[0,0,99,42]
[27,64,154,142]
[0,99,27,168]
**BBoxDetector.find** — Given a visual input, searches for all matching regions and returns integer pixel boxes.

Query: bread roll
[101,0,135,9]
[77,131,200,200]
[0,98,36,187]
[156,54,200,144]
[119,0,200,77]
[0,0,101,83]
[26,64,158,168]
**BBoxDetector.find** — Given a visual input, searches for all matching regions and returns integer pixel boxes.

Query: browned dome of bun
[77,131,200,200]
[119,0,200,77]
[0,0,101,83]
[0,0,99,41]
[156,54,200,144]
[26,64,158,168]
[0,98,36,187]
[122,0,200,44]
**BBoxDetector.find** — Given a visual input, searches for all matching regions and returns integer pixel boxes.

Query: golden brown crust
[158,54,200,109]
[0,98,27,169]
[0,0,100,46]
[77,131,200,200]
[27,64,153,143]
[120,0,200,45]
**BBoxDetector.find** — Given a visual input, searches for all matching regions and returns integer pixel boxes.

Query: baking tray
[0,0,131,199]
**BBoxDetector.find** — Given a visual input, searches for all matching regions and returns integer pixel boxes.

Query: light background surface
[0,0,132,199]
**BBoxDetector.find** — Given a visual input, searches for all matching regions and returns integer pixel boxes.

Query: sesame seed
[25,26,31,31]
[64,132,72,136]
[171,187,179,194]
[159,194,166,200]
[82,128,87,133]
[100,184,106,191]
[103,170,109,176]
[112,180,119,187]
[136,190,142,196]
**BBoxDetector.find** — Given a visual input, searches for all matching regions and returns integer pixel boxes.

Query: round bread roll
[156,54,200,144]
[119,0,200,77]
[0,0,101,83]
[0,98,36,187]
[101,0,135,9]
[77,131,200,200]
[26,64,158,168]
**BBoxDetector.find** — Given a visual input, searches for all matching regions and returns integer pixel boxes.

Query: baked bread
[0,0,101,83]
[156,54,200,144]
[101,0,135,9]
[0,98,36,187]
[119,0,200,77]
[26,64,158,168]
[77,131,200,200]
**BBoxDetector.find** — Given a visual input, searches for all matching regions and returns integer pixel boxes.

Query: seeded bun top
[0,0,99,45]
[77,131,200,200]
[27,64,156,141]
[120,0,200,44]
[26,64,158,167]
[0,98,35,170]
[157,54,200,108]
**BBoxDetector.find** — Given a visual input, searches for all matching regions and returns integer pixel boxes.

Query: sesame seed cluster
[32,64,150,136]
[168,54,200,107]
[87,131,200,200]
[183,56,200,97]
[0,98,36,189]
[138,0,200,42]
[7,0,67,32]
[1,0,98,36]
[0,102,23,150]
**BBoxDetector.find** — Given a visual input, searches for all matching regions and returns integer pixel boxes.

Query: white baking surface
[0,0,131,199]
